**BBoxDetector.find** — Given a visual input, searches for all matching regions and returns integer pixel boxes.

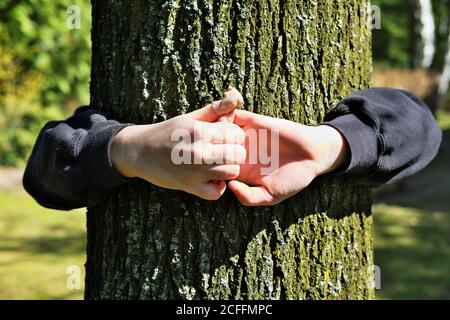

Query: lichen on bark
[86,0,374,300]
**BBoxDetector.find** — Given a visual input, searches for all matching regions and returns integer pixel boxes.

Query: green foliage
[0,0,91,105]
[372,0,415,68]
[0,0,91,166]
[0,45,62,165]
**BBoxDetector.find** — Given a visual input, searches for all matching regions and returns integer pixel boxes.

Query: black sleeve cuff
[323,113,380,177]
[78,122,134,199]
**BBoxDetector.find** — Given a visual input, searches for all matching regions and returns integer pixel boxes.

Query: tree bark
[86,0,374,300]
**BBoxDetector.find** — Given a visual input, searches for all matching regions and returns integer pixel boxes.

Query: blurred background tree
[372,0,450,112]
[372,0,416,68]
[372,0,450,69]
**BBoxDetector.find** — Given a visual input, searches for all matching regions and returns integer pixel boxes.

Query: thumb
[186,87,244,122]
[228,180,275,206]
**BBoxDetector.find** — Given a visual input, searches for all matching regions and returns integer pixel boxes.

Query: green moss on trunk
[86,0,374,300]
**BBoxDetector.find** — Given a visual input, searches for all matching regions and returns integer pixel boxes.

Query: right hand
[110,88,246,200]
[227,110,348,206]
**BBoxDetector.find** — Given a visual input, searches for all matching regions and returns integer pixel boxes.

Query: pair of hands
[111,88,348,206]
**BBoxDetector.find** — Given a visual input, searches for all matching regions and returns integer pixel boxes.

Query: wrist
[110,125,141,179]
[317,125,349,175]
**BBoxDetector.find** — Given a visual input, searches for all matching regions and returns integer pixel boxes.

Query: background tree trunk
[413,0,435,69]
[86,0,374,300]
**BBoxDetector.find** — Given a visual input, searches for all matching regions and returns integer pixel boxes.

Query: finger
[201,122,245,145]
[203,144,246,164]
[228,180,275,206]
[185,87,243,122]
[191,181,227,201]
[234,109,283,130]
[186,101,222,122]
[233,110,256,127]
[206,165,240,180]
[218,86,244,114]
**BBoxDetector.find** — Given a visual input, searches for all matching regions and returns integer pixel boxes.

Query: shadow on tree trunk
[86,175,373,299]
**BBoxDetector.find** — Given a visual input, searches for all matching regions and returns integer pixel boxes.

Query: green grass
[0,190,85,300]
[437,110,450,131]
[373,205,449,299]
[0,112,449,300]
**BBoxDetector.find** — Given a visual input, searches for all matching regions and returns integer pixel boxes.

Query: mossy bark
[86,0,374,300]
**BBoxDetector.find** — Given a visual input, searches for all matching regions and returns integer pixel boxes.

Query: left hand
[111,87,245,201]
[228,110,349,206]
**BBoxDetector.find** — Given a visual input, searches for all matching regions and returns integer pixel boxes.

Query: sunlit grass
[373,204,450,299]
[0,190,85,300]
[437,110,450,130]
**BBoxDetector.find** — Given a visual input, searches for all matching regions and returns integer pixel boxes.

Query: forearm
[24,87,245,209]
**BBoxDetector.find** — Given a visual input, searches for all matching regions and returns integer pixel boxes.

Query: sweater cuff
[323,114,380,176]
[79,123,134,193]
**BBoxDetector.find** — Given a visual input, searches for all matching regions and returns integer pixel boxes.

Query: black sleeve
[323,88,443,186]
[23,107,133,210]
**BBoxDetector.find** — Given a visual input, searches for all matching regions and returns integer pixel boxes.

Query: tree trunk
[86,0,374,300]
[415,0,435,69]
